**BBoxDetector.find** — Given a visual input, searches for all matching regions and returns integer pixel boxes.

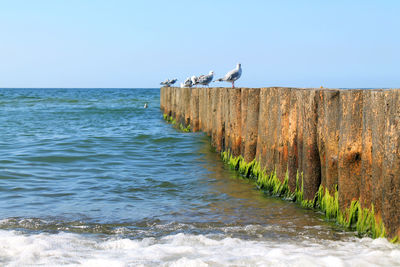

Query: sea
[0,88,399,266]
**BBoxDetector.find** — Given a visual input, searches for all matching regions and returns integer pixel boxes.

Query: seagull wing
[197,75,207,83]
[198,73,213,84]
[224,68,240,81]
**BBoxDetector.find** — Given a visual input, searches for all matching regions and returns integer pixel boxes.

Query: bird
[196,71,214,87]
[184,77,193,87]
[191,76,199,87]
[169,78,178,86]
[214,63,242,88]
[144,103,148,108]
[160,78,178,87]
[160,79,170,87]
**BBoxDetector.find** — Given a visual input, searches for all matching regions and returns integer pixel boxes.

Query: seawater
[0,88,399,266]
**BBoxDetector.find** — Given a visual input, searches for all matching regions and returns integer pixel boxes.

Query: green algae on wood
[163,113,191,132]
[163,113,176,125]
[179,123,191,132]
[220,150,393,241]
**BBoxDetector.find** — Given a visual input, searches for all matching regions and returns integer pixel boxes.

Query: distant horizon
[1,1,399,88]
[1,86,398,90]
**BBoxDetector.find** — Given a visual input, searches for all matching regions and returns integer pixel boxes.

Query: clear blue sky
[0,0,399,88]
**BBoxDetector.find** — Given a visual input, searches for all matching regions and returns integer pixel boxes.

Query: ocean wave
[0,230,399,266]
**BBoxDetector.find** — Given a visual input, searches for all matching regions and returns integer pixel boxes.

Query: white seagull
[160,79,170,87]
[160,78,178,87]
[180,77,193,88]
[184,77,193,87]
[196,71,214,87]
[169,78,178,86]
[214,63,242,88]
[191,76,199,87]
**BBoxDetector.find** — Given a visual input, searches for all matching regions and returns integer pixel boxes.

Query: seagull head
[209,71,214,75]
[237,63,241,69]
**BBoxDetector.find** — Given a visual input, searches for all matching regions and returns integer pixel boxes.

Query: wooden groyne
[160,86,400,240]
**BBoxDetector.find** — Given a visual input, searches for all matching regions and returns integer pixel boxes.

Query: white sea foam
[0,230,399,267]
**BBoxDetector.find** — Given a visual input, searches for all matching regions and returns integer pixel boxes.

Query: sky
[0,0,399,88]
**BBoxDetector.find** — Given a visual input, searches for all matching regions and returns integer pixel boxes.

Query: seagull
[169,78,178,86]
[160,78,178,87]
[184,77,193,87]
[197,71,214,87]
[180,77,193,88]
[214,63,242,88]
[144,103,148,108]
[191,76,199,87]
[160,79,170,87]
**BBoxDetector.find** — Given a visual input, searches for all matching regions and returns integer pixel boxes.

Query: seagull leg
[232,81,235,88]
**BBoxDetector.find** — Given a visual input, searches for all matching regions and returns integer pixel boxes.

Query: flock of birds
[160,63,242,89]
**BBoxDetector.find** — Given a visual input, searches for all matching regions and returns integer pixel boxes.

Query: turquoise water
[0,88,399,266]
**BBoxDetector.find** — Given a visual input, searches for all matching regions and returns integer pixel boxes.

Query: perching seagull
[180,77,193,88]
[169,78,178,85]
[214,63,242,88]
[196,71,214,87]
[191,76,199,87]
[184,77,193,87]
[160,78,178,87]
[160,79,170,86]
